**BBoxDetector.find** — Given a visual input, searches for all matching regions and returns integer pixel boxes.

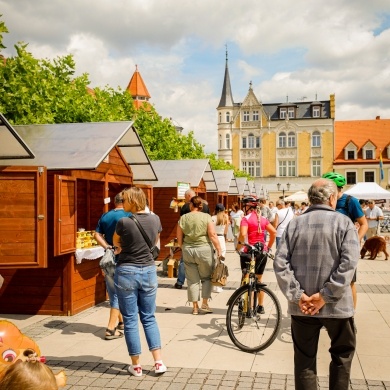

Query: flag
[379,151,384,181]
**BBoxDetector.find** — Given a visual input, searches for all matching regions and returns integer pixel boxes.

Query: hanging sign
[177,182,190,200]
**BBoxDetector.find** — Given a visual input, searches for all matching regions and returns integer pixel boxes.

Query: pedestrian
[236,196,276,314]
[211,203,229,292]
[273,200,294,247]
[365,200,384,238]
[230,202,244,248]
[94,193,129,340]
[274,178,360,390]
[176,195,222,315]
[174,189,210,289]
[322,172,368,309]
[113,187,166,377]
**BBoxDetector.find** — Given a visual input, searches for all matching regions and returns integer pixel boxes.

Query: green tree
[207,153,251,179]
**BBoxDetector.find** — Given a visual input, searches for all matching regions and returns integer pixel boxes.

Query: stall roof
[0,121,157,180]
[135,159,217,191]
[235,177,250,196]
[212,170,238,194]
[0,114,35,159]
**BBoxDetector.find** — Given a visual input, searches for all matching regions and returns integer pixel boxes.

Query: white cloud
[1,0,390,153]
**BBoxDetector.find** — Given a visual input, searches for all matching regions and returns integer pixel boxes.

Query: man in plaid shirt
[274,178,360,390]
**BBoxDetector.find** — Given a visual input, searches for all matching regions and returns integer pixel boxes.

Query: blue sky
[1,0,390,153]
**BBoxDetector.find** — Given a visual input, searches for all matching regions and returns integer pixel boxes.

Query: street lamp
[277,182,291,199]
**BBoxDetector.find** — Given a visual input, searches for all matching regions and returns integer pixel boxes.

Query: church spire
[126,65,151,109]
[218,47,234,108]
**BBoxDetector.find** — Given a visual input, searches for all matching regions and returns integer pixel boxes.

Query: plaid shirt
[273,204,360,318]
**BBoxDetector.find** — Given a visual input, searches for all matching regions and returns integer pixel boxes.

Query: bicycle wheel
[226,284,281,353]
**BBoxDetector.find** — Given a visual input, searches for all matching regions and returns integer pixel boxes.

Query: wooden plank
[0,231,35,244]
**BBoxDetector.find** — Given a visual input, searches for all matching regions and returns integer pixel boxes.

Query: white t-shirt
[365,206,383,228]
[276,207,294,238]
[230,210,244,236]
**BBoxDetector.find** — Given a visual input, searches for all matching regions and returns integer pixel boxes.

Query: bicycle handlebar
[238,241,275,260]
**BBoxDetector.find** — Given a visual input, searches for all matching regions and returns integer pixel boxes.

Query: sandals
[192,307,199,315]
[105,327,124,340]
[117,322,125,330]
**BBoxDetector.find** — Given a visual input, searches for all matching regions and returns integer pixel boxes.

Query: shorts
[240,252,268,275]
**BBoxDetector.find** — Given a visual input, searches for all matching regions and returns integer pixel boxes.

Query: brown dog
[360,236,389,260]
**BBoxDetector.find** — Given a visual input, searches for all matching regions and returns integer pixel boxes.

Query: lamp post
[277,182,291,199]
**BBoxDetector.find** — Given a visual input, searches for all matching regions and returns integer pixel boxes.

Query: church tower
[217,50,234,164]
[126,65,151,109]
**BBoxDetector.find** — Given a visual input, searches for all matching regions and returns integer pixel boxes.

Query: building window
[279,132,286,148]
[219,113,221,123]
[288,161,296,176]
[347,150,355,159]
[365,171,374,182]
[242,161,260,177]
[248,133,255,148]
[312,160,321,177]
[226,134,230,149]
[279,161,287,176]
[280,108,287,119]
[288,132,296,147]
[312,106,320,117]
[312,131,321,147]
[242,137,247,148]
[243,111,250,121]
[256,136,260,148]
[366,150,374,159]
[226,112,230,122]
[219,134,222,150]
[288,107,295,118]
[253,111,259,121]
[346,172,356,185]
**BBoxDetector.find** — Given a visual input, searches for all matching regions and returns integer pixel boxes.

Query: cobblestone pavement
[46,359,390,390]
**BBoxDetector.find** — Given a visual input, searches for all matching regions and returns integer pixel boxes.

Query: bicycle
[226,242,281,353]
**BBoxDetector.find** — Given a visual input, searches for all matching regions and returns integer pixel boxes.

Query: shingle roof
[335,118,390,163]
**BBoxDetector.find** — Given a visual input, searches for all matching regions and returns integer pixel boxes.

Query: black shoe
[174,283,182,289]
[257,305,265,314]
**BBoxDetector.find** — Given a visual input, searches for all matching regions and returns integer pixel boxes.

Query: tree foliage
[0,19,251,177]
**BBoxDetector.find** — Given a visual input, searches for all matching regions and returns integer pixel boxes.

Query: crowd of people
[3,172,387,388]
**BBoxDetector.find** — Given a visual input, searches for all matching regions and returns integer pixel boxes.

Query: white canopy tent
[344,182,390,200]
[284,190,309,202]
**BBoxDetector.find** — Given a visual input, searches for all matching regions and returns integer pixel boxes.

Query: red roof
[126,65,151,109]
[334,118,390,164]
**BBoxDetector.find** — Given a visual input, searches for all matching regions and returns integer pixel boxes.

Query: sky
[1,0,390,153]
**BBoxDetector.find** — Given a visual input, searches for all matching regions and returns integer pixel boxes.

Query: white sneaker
[213,286,223,293]
[154,361,167,374]
[127,365,142,377]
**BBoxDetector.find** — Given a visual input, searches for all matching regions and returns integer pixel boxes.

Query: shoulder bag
[211,256,229,286]
[130,215,160,260]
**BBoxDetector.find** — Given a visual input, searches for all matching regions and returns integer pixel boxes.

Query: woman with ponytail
[236,196,276,314]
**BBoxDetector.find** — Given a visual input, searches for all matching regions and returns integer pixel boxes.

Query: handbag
[99,248,116,276]
[211,257,229,286]
[130,215,160,260]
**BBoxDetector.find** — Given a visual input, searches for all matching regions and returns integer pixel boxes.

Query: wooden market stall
[134,159,217,262]
[207,170,237,211]
[0,116,156,315]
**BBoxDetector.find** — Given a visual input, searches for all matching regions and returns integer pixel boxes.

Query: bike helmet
[242,195,259,207]
[322,172,346,188]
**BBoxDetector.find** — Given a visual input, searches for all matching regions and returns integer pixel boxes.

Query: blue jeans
[105,271,119,310]
[115,265,161,356]
[176,257,186,285]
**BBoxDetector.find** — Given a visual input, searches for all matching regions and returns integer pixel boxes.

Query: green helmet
[322,172,346,188]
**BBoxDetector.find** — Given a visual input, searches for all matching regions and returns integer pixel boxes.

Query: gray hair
[114,193,123,204]
[308,179,337,205]
[185,189,196,198]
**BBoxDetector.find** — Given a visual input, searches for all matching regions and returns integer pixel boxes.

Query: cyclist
[322,172,368,309]
[236,195,276,314]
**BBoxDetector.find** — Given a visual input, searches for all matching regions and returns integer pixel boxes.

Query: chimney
[376,116,380,120]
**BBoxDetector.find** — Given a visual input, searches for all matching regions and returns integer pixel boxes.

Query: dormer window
[344,142,357,160]
[288,107,295,119]
[312,106,320,117]
[362,141,376,160]
[280,108,287,119]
